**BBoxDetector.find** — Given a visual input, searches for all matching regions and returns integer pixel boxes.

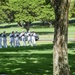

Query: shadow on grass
[0,44,53,52]
[0,54,53,75]
[68,42,75,50]
[67,42,75,75]
[0,25,18,29]
[0,43,75,75]
[69,54,75,75]
[0,54,75,75]
[0,44,53,75]
[36,32,54,35]
[68,42,75,47]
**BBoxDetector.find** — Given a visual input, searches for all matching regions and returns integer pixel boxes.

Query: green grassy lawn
[0,43,75,75]
[0,44,53,75]
[0,24,75,40]
[0,23,75,75]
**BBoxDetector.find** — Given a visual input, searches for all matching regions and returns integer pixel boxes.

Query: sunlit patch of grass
[0,42,75,75]
[0,44,53,75]
[0,23,75,75]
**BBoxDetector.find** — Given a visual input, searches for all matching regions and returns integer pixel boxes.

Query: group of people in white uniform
[0,30,36,48]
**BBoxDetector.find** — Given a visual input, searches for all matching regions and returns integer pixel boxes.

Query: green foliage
[0,6,8,23]
[0,0,9,5]
[69,0,75,18]
[0,0,54,23]
[0,0,75,23]
[45,0,50,4]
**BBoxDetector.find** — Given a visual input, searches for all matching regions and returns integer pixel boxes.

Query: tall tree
[48,0,71,75]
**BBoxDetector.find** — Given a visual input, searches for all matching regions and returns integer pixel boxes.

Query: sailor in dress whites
[20,30,26,46]
[0,32,2,48]
[9,31,15,47]
[31,31,36,46]
[26,30,32,46]
[2,31,7,48]
[27,33,33,46]
[15,31,20,47]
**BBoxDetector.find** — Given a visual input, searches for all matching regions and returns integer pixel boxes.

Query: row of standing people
[0,30,36,48]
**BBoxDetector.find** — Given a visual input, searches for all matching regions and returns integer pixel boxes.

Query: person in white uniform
[20,30,26,46]
[31,31,36,46]
[9,31,15,47]
[2,31,7,48]
[27,33,32,46]
[0,33,2,48]
[26,30,32,46]
[15,31,20,47]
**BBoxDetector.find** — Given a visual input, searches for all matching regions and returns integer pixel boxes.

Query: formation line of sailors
[0,30,36,48]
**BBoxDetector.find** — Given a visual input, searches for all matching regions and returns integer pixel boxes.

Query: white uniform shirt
[20,32,25,39]
[0,34,2,42]
[15,33,20,40]
[2,33,7,41]
[0,34,2,48]
[9,33,15,42]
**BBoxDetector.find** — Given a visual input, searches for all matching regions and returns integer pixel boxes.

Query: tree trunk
[53,0,70,75]
[24,22,30,32]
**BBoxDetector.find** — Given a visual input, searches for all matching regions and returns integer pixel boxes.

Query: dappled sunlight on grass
[0,43,75,75]
[0,53,53,75]
[0,44,53,75]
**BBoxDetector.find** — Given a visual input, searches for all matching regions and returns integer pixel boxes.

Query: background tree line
[0,0,54,23]
[0,0,75,23]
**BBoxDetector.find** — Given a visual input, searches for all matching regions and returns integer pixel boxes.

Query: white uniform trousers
[3,37,7,48]
[0,37,2,48]
[15,37,20,47]
[28,36,33,46]
[21,36,26,46]
[10,37,15,47]
[32,36,36,46]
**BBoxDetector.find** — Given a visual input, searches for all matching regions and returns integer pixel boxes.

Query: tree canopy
[0,0,54,23]
[0,0,75,23]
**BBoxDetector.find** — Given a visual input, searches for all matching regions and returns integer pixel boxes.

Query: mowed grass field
[0,43,75,75]
[0,23,75,75]
[0,23,75,39]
